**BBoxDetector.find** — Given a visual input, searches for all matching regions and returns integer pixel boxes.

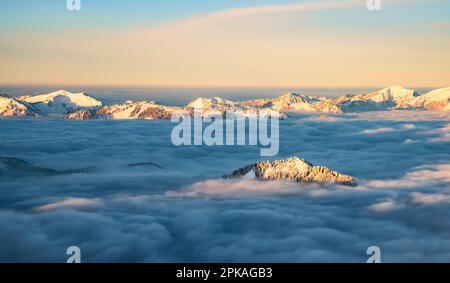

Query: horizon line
[0,83,445,91]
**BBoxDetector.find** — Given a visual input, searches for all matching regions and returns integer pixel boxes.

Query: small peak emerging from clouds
[227,156,356,186]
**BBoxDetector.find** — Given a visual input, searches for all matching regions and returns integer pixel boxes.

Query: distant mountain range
[1,86,449,119]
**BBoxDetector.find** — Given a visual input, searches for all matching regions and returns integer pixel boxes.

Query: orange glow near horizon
[1,0,449,88]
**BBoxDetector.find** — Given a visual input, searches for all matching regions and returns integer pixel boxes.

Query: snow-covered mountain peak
[90,99,181,120]
[23,90,102,106]
[186,97,210,109]
[273,92,315,103]
[381,85,418,98]
[188,97,226,107]
[411,87,450,111]
[0,95,38,117]
[420,87,450,100]
[355,86,418,103]
[2,86,450,119]
[186,97,247,112]
[261,92,334,112]
[21,90,103,115]
[337,86,421,111]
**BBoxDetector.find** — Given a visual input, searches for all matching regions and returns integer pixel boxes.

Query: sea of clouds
[0,110,449,262]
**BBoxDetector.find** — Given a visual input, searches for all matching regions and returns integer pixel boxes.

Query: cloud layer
[0,110,449,262]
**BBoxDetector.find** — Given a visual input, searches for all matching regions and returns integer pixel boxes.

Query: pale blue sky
[1,0,449,87]
[1,0,449,31]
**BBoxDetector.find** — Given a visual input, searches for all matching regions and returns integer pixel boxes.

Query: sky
[1,111,450,262]
[0,0,450,88]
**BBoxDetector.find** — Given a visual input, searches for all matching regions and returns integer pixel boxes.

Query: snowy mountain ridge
[21,90,103,116]
[1,86,449,119]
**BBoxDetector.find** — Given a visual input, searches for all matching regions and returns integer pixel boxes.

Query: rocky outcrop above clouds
[227,156,356,186]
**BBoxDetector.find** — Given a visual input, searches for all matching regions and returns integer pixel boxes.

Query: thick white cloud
[0,110,449,262]
[364,164,450,189]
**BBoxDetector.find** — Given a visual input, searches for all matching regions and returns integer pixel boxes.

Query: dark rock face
[65,109,97,120]
[136,108,173,120]
[127,162,163,169]
[227,164,256,179]
[0,157,95,178]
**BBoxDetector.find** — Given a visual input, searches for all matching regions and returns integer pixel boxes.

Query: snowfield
[1,86,450,119]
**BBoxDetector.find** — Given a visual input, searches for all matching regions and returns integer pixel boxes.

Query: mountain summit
[21,90,103,115]
[227,156,356,186]
[1,86,449,119]
[0,95,38,117]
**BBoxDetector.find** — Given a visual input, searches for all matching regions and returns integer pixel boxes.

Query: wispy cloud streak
[141,0,361,34]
